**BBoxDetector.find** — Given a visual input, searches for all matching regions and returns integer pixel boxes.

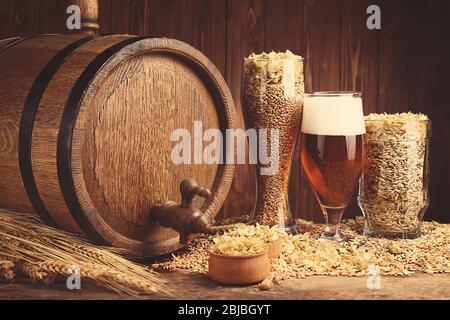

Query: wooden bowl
[209,249,270,285]
[266,238,282,259]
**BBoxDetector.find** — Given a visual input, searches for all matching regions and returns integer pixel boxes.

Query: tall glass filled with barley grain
[242,51,304,234]
[358,113,431,239]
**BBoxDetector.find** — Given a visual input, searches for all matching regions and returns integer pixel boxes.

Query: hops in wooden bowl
[209,235,269,285]
[225,224,284,258]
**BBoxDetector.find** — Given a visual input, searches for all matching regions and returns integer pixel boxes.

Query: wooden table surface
[1,272,448,300]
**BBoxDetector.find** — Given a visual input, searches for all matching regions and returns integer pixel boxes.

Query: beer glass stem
[321,205,345,242]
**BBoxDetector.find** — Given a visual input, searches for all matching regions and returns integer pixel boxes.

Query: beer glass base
[363,227,421,240]
[320,231,346,243]
[282,223,299,235]
[320,205,346,242]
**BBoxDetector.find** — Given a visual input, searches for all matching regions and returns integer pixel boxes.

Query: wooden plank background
[0,0,448,223]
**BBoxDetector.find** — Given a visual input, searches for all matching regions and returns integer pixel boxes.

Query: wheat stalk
[19,262,55,285]
[0,209,176,297]
[0,260,15,282]
[26,261,161,295]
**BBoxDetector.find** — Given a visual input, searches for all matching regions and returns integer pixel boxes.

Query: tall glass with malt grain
[242,51,304,234]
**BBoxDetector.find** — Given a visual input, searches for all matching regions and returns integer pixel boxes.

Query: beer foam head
[301,93,366,136]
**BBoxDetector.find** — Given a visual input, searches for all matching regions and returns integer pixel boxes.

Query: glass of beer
[300,92,365,242]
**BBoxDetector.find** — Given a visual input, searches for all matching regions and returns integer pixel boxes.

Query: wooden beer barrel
[0,1,237,256]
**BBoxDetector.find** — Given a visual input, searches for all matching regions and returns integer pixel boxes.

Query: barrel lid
[61,38,237,256]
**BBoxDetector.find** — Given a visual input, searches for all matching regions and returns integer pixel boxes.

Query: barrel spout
[149,179,213,244]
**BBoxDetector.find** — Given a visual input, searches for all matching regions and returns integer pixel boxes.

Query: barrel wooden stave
[0,38,23,52]
[32,35,134,233]
[0,35,87,214]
